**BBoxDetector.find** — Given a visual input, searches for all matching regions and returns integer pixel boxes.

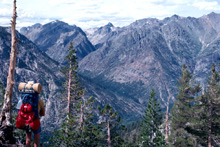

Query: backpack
[16,83,40,131]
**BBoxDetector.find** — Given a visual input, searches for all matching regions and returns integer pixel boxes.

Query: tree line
[0,39,219,146]
[46,43,220,147]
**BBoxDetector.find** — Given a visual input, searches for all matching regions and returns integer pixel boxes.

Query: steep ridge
[20,21,96,63]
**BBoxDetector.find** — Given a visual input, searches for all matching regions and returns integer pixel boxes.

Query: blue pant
[26,125,41,134]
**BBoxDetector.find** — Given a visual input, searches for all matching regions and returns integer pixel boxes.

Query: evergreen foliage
[0,81,4,109]
[120,120,142,146]
[49,43,108,146]
[49,114,103,147]
[48,51,220,147]
[60,42,83,119]
[192,64,220,146]
[0,81,5,97]
[139,89,166,147]
[168,65,200,147]
[99,104,125,147]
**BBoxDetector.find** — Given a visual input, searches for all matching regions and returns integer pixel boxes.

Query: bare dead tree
[164,83,171,140]
[0,0,18,127]
[67,64,72,121]
[0,0,18,145]
[107,117,111,147]
[165,96,170,140]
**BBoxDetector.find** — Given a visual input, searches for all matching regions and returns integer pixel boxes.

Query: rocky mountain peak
[202,12,220,32]
[105,22,114,27]
[96,23,115,34]
[85,22,119,46]
[43,20,72,29]
[171,14,181,19]
[20,21,96,63]
[206,12,218,18]
[129,18,160,29]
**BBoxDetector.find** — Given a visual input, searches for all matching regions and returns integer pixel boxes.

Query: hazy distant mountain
[85,22,120,46]
[20,21,96,63]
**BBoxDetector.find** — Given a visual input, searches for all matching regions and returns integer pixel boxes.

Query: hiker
[26,81,45,147]
[16,81,45,147]
[26,97,45,147]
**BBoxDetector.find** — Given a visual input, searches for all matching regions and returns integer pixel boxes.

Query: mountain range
[80,12,220,120]
[0,12,220,128]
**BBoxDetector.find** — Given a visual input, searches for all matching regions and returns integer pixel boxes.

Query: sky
[0,0,220,30]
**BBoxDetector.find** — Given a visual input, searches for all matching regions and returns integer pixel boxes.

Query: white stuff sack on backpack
[16,97,22,109]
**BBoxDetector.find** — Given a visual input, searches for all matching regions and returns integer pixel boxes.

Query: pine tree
[49,43,82,146]
[139,89,166,147]
[76,93,103,146]
[49,43,101,146]
[100,104,124,147]
[168,65,200,147]
[192,64,220,146]
[60,42,83,120]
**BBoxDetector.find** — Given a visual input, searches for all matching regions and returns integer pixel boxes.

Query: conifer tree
[168,65,200,147]
[75,93,102,146]
[139,89,166,147]
[49,98,101,147]
[100,104,124,147]
[192,64,220,147]
[49,43,101,146]
[60,42,83,120]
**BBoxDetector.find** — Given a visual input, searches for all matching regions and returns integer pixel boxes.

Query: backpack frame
[16,84,40,131]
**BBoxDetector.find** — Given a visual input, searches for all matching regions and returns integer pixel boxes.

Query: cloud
[1,0,220,29]
[193,1,220,11]
[0,8,12,16]
[0,17,10,26]
[1,0,12,5]
[18,8,35,18]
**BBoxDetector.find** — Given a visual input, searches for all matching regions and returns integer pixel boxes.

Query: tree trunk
[165,83,170,140]
[107,117,111,147]
[0,0,18,127]
[165,97,170,140]
[80,91,85,130]
[208,102,212,147]
[0,0,17,144]
[67,64,72,120]
[208,88,214,147]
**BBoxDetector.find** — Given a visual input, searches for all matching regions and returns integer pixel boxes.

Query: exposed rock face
[20,21,96,63]
[85,22,119,46]
[0,26,63,140]
[79,12,220,120]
